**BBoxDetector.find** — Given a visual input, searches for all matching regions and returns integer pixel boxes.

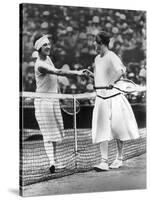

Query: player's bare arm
[38,66,86,77]
[108,68,126,87]
[113,68,126,83]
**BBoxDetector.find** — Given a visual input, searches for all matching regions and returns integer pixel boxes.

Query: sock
[44,141,55,166]
[100,141,109,162]
[116,139,123,160]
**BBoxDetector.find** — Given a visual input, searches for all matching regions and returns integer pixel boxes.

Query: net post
[73,95,78,166]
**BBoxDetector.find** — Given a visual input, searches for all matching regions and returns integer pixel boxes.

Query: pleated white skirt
[34,98,64,142]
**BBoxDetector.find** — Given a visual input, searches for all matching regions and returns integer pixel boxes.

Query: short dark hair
[95,31,111,47]
[33,33,43,47]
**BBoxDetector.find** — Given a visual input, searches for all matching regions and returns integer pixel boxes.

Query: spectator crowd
[21,4,146,103]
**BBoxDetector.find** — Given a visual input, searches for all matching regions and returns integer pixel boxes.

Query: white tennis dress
[92,51,139,143]
[34,56,64,142]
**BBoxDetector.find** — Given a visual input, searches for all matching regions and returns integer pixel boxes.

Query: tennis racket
[94,79,146,94]
[60,98,80,115]
[84,69,146,94]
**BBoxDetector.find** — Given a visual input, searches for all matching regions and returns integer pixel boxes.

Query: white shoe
[94,159,109,171]
[109,158,123,169]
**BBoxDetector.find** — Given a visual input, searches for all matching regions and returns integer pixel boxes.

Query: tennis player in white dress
[33,34,85,173]
[91,31,139,171]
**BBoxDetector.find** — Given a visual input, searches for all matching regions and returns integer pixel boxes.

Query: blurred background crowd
[21,4,146,103]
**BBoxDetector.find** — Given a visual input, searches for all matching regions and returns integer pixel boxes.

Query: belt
[96,93,121,100]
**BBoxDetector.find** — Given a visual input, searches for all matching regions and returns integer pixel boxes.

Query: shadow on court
[23,153,146,197]
[8,189,19,196]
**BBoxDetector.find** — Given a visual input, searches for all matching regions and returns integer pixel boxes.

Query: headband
[34,35,49,51]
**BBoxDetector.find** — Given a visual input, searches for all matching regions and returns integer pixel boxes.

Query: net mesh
[20,92,146,187]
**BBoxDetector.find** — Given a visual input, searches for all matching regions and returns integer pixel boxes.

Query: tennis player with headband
[90,31,139,171]
[33,34,85,173]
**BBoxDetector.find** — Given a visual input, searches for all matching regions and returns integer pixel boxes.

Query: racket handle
[94,85,114,90]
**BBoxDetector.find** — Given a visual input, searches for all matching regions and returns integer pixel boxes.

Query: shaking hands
[77,69,94,78]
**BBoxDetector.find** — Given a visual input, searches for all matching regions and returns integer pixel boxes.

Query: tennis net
[20,92,146,187]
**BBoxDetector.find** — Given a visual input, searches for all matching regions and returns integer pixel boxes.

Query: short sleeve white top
[94,51,125,87]
[94,51,126,97]
[34,56,58,93]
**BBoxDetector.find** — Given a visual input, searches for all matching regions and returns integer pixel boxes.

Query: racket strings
[94,79,145,94]
[60,99,80,115]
